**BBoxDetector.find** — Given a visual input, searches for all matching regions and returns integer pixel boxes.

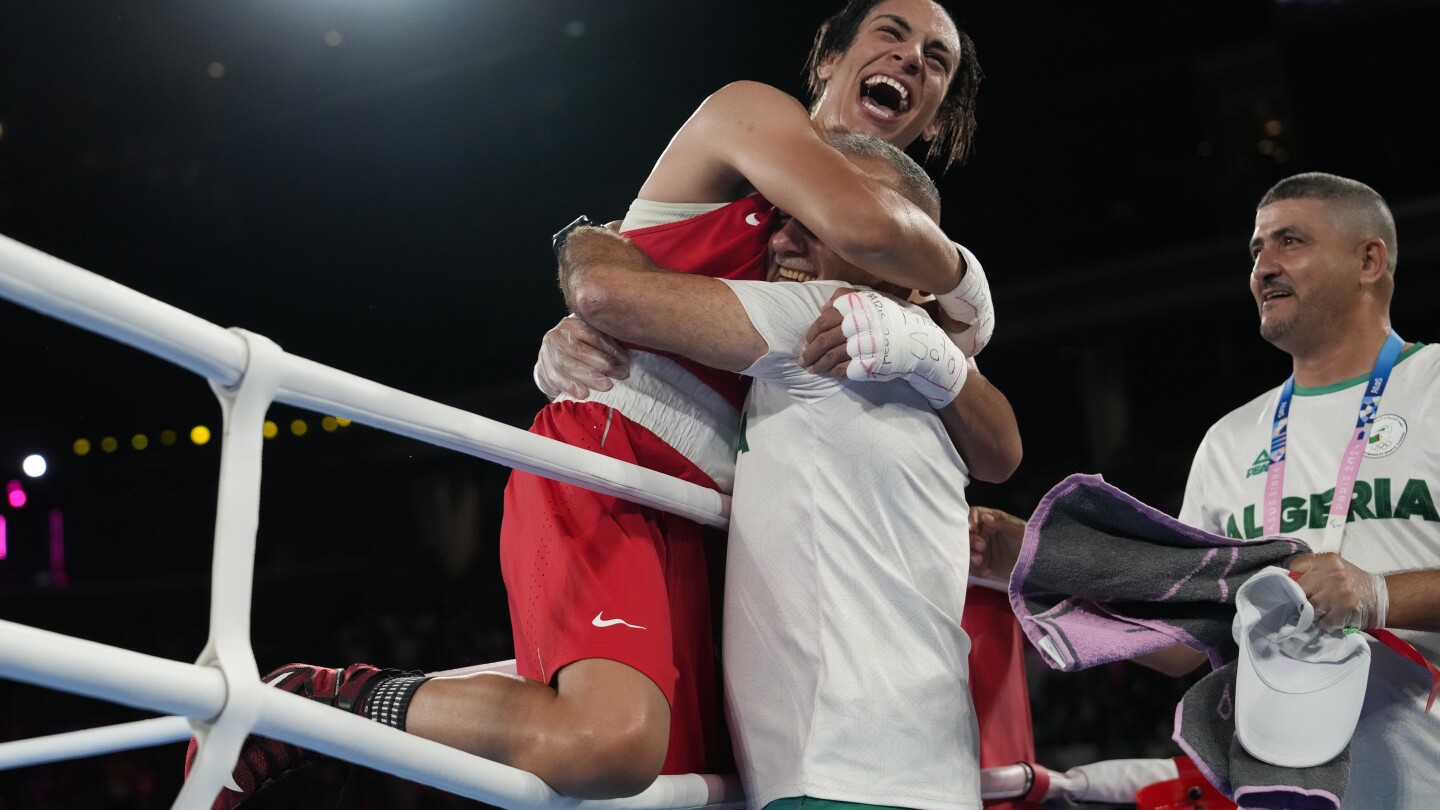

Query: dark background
[1,0,1438,806]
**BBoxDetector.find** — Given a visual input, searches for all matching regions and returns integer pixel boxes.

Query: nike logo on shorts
[592,612,647,630]
[745,212,762,226]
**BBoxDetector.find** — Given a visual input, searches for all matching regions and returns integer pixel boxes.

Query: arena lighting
[22,454,46,478]
[5,480,24,509]
[67,417,347,458]
[49,508,67,587]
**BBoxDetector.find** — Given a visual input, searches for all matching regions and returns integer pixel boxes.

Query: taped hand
[833,289,968,408]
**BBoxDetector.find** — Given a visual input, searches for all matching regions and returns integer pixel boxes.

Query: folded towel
[1009,473,1306,671]
[1178,661,1350,810]
[1010,474,1355,810]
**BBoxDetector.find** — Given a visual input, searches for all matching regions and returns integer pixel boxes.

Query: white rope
[0,716,194,771]
[0,233,735,809]
[0,235,729,528]
[0,618,743,808]
[0,662,518,771]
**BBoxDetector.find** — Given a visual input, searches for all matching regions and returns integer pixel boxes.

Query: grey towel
[1179,663,1350,809]
[1009,474,1352,810]
[1009,473,1306,671]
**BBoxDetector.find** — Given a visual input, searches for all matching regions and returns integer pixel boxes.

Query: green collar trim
[1294,342,1427,396]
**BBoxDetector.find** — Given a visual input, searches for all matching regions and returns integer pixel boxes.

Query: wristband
[935,243,995,357]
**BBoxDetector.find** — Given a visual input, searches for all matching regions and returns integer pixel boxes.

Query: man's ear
[1357,236,1389,283]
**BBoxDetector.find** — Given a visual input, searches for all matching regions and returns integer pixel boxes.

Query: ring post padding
[176,329,285,810]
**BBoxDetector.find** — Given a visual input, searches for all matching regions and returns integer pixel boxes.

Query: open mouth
[1261,289,1292,304]
[860,74,910,118]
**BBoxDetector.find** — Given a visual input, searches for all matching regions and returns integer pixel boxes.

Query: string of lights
[67,416,353,457]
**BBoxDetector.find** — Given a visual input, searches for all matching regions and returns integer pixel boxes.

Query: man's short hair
[1259,172,1398,274]
[805,0,981,173]
[823,131,941,221]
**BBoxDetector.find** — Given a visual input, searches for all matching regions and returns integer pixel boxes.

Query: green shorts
[765,797,915,810]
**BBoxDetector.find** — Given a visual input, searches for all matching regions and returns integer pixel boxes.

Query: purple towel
[1009,473,1306,672]
[1009,474,1351,809]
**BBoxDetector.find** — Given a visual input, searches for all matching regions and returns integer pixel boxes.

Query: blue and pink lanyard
[1263,331,1404,553]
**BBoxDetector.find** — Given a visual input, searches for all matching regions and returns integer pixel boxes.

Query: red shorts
[963,585,1039,809]
[500,401,729,775]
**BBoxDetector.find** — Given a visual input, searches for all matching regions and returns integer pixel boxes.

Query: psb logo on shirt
[1365,414,1407,458]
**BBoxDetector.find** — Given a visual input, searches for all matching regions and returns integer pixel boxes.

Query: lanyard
[1263,331,1405,553]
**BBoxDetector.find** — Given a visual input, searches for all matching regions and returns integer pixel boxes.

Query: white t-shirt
[1181,343,1440,808]
[719,278,981,810]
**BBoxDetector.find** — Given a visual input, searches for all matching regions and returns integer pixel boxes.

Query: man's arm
[1132,556,1440,675]
[1384,570,1440,631]
[1290,553,1440,633]
[558,226,766,373]
[1388,564,1440,628]
[968,505,1026,581]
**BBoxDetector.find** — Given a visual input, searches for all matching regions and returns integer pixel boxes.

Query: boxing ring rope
[0,237,730,529]
[0,232,1122,808]
[0,232,737,810]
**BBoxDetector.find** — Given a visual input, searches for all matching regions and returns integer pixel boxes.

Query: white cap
[1233,566,1371,768]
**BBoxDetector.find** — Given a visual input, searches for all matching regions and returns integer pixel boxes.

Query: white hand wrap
[836,289,968,408]
[935,243,995,357]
